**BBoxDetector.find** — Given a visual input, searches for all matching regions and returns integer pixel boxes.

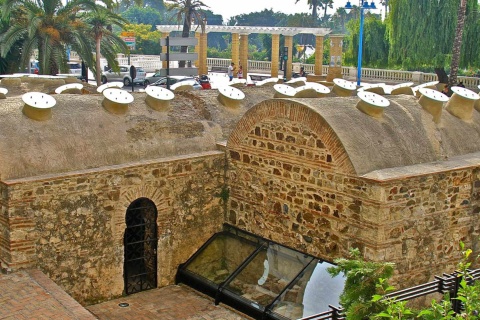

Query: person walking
[228,62,236,81]
[237,65,243,79]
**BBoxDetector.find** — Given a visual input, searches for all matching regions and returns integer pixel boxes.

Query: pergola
[156,25,342,80]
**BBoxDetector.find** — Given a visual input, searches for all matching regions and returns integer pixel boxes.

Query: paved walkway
[0,270,250,320]
[0,270,95,320]
[87,285,251,320]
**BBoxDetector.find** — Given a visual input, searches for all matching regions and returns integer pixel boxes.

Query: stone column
[194,32,201,68]
[239,33,249,78]
[326,34,344,82]
[284,35,293,81]
[271,34,280,78]
[314,35,324,76]
[161,32,168,69]
[231,33,240,66]
[199,32,208,75]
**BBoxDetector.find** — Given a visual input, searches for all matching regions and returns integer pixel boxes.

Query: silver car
[143,72,164,86]
[150,76,202,90]
[101,65,146,86]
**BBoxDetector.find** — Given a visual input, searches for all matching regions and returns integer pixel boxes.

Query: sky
[200,0,340,22]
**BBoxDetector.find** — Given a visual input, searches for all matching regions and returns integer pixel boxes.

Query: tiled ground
[0,270,95,320]
[87,285,251,320]
[0,270,251,320]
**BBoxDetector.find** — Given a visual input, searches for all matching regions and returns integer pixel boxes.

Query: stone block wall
[0,151,225,304]
[226,99,480,288]
[369,168,480,286]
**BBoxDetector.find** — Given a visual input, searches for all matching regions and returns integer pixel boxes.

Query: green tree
[343,13,389,68]
[328,248,395,320]
[144,0,165,13]
[0,0,23,73]
[319,0,334,24]
[82,6,129,85]
[121,6,165,27]
[387,0,479,82]
[0,0,96,75]
[165,0,207,67]
[460,0,480,71]
[123,23,161,55]
[295,0,320,20]
[228,9,287,27]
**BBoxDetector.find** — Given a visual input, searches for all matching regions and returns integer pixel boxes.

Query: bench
[210,66,229,73]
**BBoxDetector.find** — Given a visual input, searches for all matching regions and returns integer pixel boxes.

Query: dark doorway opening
[124,198,158,295]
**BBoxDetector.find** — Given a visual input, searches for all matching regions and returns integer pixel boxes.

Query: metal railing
[299,268,480,320]
[298,305,345,320]
[76,51,480,89]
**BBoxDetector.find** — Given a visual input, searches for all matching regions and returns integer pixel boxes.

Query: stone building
[0,83,479,306]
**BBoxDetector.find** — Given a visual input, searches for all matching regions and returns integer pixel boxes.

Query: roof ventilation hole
[418,88,449,123]
[102,88,134,114]
[413,81,439,98]
[356,91,390,118]
[145,86,175,111]
[294,82,330,98]
[171,80,196,92]
[55,83,83,94]
[97,82,124,93]
[390,82,414,95]
[445,86,479,121]
[273,84,296,98]
[332,78,356,97]
[22,92,56,121]
[359,83,386,95]
[217,86,245,108]
[0,87,8,99]
[255,78,280,87]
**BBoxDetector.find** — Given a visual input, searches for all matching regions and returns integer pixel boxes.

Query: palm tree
[449,0,467,87]
[82,7,129,85]
[295,0,332,21]
[380,0,389,16]
[166,0,207,67]
[0,0,96,75]
[319,0,334,24]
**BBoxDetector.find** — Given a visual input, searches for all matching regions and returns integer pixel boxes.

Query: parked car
[67,62,82,76]
[143,72,164,86]
[149,76,202,90]
[66,61,84,80]
[101,65,146,86]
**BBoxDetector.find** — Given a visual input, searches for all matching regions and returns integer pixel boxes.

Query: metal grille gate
[124,198,158,295]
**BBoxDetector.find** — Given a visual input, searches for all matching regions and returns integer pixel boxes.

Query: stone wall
[226,99,480,287]
[370,168,480,286]
[0,151,225,304]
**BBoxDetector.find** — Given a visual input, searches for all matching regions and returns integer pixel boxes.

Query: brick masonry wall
[226,99,480,288]
[1,151,225,305]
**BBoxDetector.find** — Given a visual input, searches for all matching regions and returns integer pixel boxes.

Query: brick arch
[112,185,166,243]
[227,99,356,175]
[225,98,358,260]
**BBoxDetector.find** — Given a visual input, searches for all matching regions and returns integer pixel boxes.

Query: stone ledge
[362,151,480,181]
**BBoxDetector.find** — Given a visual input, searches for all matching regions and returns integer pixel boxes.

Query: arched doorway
[124,198,158,295]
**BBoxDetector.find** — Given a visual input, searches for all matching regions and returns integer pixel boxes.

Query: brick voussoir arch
[227,98,357,175]
[112,185,165,244]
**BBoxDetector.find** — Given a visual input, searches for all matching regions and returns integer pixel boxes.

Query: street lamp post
[345,0,377,86]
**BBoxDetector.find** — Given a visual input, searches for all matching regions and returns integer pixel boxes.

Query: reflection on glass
[270,260,345,319]
[185,233,259,285]
[224,243,314,308]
